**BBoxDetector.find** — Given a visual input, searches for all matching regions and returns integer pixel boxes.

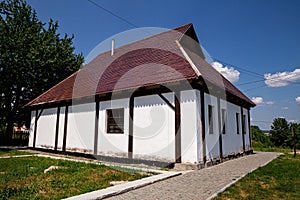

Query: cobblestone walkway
[107,152,281,200]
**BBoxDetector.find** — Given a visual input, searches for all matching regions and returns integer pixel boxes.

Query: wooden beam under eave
[158,93,175,111]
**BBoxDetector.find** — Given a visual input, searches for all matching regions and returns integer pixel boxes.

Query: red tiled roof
[26,23,255,107]
[184,47,255,106]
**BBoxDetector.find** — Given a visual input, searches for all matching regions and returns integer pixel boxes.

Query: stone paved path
[107,152,281,200]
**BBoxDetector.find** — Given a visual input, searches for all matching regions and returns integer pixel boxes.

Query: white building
[27,23,255,168]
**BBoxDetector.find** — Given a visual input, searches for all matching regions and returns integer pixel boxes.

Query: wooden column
[217,98,223,160]
[54,106,61,151]
[33,109,38,148]
[175,91,181,163]
[200,90,206,163]
[94,100,100,155]
[62,105,69,152]
[128,95,134,159]
[240,107,245,153]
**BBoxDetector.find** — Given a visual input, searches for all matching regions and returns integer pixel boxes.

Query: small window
[208,105,214,134]
[221,109,227,134]
[236,113,240,134]
[106,108,124,134]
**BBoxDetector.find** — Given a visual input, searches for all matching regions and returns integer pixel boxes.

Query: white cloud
[266,101,275,105]
[264,68,300,87]
[211,62,240,83]
[251,97,264,105]
[288,119,299,123]
[296,96,300,104]
[282,107,289,110]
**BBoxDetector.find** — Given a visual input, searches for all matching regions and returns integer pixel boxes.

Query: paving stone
[106,152,281,200]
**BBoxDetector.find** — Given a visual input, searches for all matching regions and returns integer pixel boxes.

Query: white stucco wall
[66,103,95,153]
[220,100,244,156]
[242,108,251,151]
[56,107,65,151]
[97,98,129,157]
[133,93,175,162]
[204,93,220,160]
[181,90,201,164]
[28,89,252,164]
[28,110,36,147]
[35,108,57,149]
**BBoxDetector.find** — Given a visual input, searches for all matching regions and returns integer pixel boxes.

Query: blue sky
[27,0,300,130]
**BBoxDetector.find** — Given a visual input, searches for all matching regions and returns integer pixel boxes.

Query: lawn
[214,154,300,200]
[0,149,32,157]
[0,155,152,199]
[253,146,293,154]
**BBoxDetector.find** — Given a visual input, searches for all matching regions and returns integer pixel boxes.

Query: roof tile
[26,23,254,107]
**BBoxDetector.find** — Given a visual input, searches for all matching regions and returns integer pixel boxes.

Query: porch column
[128,95,134,159]
[175,91,181,163]
[54,106,61,151]
[33,109,38,148]
[62,105,69,152]
[33,109,44,148]
[94,99,100,155]
[200,90,206,163]
[217,98,223,160]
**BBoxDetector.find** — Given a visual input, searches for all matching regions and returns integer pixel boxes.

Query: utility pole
[292,127,296,158]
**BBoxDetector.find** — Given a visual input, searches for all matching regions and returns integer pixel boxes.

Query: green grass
[0,149,32,157]
[214,154,300,200]
[0,156,152,199]
[253,146,293,153]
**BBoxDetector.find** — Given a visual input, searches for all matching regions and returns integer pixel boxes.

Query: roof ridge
[86,23,193,65]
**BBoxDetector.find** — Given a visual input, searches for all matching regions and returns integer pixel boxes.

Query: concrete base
[174,162,205,171]
[174,150,254,171]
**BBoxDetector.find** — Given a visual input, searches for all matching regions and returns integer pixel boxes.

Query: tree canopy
[251,125,272,148]
[252,118,299,149]
[0,0,84,133]
[270,118,290,147]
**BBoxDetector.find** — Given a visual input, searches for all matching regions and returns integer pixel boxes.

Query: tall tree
[251,125,272,148]
[287,123,300,149]
[270,118,290,147]
[0,0,84,134]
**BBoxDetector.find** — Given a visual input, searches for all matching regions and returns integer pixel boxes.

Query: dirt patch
[239,190,249,198]
[259,181,270,189]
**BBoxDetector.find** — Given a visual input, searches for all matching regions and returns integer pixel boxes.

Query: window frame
[106,108,125,134]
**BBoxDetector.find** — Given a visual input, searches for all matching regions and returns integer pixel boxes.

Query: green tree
[0,0,84,134]
[288,123,300,149]
[270,118,290,147]
[251,125,272,148]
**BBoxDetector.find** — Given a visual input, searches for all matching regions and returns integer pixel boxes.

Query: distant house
[26,23,255,168]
